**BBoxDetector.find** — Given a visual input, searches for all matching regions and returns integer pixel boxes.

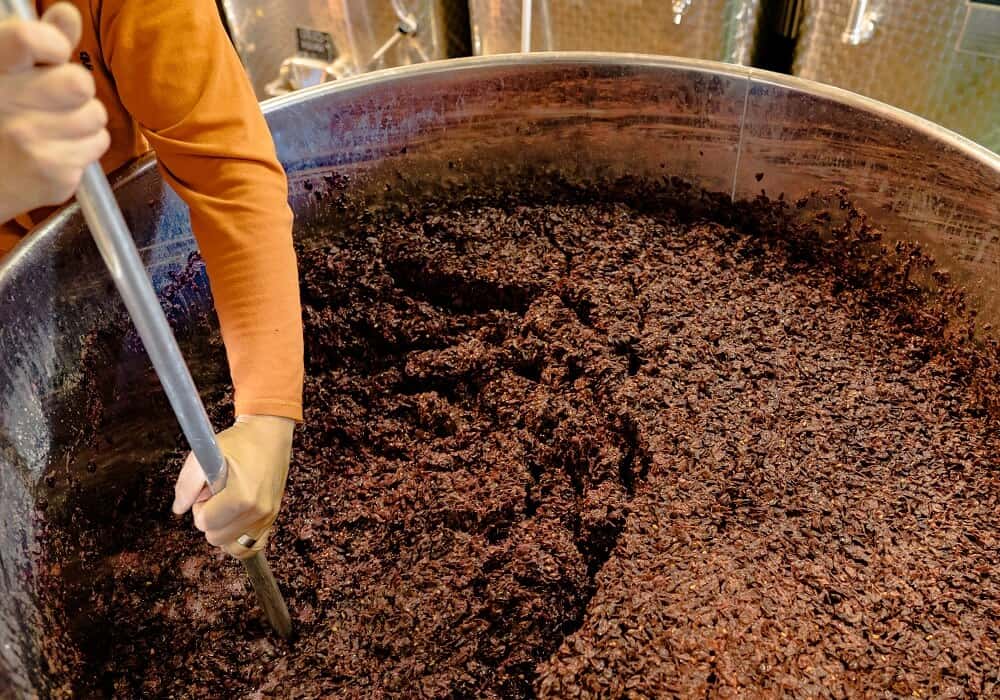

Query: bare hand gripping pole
[5,0,291,639]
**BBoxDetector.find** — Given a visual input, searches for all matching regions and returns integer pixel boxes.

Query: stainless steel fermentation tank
[219,0,468,99]
[0,56,997,695]
[468,0,764,64]
[793,0,1000,151]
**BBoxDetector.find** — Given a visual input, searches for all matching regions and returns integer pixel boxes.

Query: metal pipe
[521,0,532,52]
[672,0,693,26]
[369,29,406,69]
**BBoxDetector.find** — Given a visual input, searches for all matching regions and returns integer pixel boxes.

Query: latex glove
[172,415,294,560]
[0,3,109,223]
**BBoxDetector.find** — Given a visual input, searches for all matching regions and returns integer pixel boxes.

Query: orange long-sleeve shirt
[1,0,304,421]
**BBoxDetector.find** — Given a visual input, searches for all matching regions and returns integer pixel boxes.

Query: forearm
[151,147,304,419]
[103,0,304,419]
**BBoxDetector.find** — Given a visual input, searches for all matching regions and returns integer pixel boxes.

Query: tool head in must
[0,55,996,695]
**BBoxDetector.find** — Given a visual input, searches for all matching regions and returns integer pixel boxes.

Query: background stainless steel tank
[468,0,763,64]
[218,0,470,99]
[0,55,997,695]
[792,0,1000,152]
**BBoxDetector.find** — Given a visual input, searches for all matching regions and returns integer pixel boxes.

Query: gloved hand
[172,415,294,560]
[0,3,109,223]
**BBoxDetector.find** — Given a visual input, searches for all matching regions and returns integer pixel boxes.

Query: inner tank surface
[0,55,997,696]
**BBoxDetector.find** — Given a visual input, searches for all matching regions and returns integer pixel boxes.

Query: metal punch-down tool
[3,0,292,639]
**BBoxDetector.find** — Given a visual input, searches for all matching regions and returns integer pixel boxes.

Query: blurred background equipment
[467,0,764,65]
[754,0,803,72]
[211,1,997,152]
[217,0,470,99]
[791,0,1000,151]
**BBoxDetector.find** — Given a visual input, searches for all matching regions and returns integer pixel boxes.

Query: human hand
[172,415,294,560]
[0,3,109,222]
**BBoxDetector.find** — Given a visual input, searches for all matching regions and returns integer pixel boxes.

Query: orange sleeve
[98,0,304,421]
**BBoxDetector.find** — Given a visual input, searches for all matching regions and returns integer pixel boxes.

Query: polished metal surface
[0,54,996,696]
[793,0,1000,152]
[220,0,463,99]
[468,0,763,64]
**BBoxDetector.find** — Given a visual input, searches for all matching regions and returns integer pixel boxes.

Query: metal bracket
[264,1,433,97]
[368,3,427,70]
[264,55,353,97]
[842,0,878,45]
[672,0,693,25]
